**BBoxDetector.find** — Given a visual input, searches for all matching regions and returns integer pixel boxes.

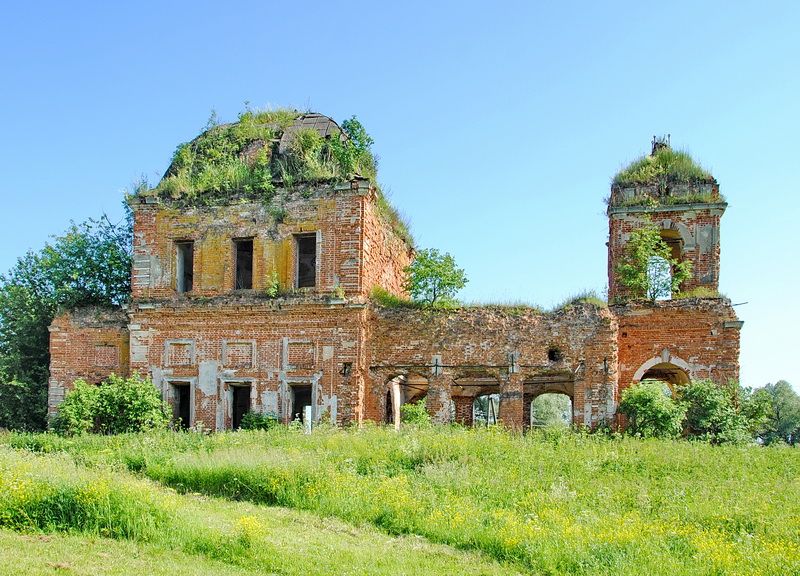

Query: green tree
[618,380,686,438]
[760,380,800,445]
[0,216,131,431]
[404,248,468,307]
[679,380,749,444]
[615,223,692,301]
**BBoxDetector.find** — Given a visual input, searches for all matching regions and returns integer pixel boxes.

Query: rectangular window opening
[296,234,317,288]
[234,239,254,290]
[176,241,194,293]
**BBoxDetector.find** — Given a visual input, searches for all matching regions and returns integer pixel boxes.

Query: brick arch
[632,354,691,382]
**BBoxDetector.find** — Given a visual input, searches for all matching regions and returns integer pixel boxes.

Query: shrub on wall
[618,380,686,438]
[52,373,168,436]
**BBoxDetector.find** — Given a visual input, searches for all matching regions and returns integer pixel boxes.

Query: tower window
[176,241,194,293]
[296,234,317,288]
[234,239,253,289]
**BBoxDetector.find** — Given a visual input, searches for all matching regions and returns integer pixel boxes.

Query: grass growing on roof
[613,147,713,186]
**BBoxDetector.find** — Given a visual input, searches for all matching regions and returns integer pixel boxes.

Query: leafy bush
[618,380,686,438]
[240,411,280,431]
[615,223,692,301]
[399,399,431,425]
[679,380,750,444]
[52,373,168,436]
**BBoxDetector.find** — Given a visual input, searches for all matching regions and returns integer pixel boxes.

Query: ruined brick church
[47,113,742,430]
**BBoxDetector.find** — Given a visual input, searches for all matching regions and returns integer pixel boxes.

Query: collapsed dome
[145,109,377,205]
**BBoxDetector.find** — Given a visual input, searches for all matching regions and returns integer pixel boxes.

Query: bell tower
[607,137,727,301]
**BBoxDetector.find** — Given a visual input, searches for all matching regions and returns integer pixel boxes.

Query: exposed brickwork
[49,144,742,431]
[48,306,129,414]
[614,298,741,389]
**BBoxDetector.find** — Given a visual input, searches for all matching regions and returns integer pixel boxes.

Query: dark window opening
[660,229,683,262]
[291,385,313,422]
[232,384,251,430]
[296,235,317,288]
[234,239,254,289]
[171,382,191,430]
[176,242,194,293]
[548,347,563,362]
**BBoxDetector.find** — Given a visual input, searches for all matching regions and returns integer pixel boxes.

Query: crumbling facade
[48,116,742,430]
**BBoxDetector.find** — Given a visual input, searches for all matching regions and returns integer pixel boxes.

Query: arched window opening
[473,393,500,427]
[530,393,572,427]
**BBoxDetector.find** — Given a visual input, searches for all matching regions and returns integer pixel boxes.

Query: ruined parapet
[367,302,618,429]
[48,306,130,414]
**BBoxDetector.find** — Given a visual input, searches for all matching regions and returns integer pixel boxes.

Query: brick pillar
[426,373,452,424]
[498,373,524,432]
[453,396,473,426]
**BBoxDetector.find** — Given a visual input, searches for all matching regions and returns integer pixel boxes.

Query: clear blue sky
[1,1,798,389]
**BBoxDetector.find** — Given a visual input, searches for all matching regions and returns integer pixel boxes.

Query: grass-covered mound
[4,427,799,575]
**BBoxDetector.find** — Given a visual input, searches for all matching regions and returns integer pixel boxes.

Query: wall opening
[176,241,194,293]
[473,393,500,427]
[384,374,429,427]
[296,234,317,288]
[231,383,251,429]
[660,228,683,261]
[530,393,572,428]
[234,238,254,289]
[291,384,313,422]
[640,362,690,391]
[170,381,191,429]
[547,347,563,362]
[647,255,672,300]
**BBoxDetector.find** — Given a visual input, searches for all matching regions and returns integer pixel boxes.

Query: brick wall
[47,306,129,414]
[368,304,618,429]
[614,297,741,390]
[127,299,369,429]
[608,202,726,300]
[360,188,414,298]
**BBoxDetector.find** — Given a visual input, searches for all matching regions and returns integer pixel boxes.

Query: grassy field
[2,426,799,575]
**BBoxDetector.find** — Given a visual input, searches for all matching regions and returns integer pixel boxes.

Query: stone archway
[632,352,691,391]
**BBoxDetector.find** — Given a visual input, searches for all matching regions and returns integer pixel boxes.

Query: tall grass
[5,427,799,575]
[0,444,518,575]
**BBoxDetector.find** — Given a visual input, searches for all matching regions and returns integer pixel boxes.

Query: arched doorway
[384,374,429,428]
[633,354,691,392]
[530,393,573,427]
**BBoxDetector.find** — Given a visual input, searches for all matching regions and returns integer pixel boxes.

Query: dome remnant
[146,109,371,206]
